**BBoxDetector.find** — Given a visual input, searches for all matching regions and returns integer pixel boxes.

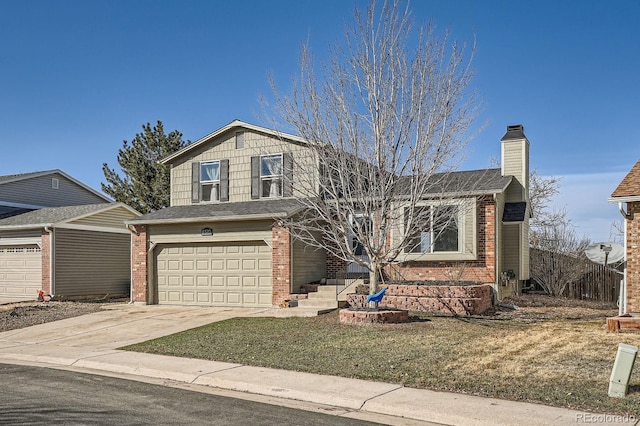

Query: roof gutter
[0,223,54,231]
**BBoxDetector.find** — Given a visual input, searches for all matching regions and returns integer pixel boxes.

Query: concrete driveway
[0,304,271,350]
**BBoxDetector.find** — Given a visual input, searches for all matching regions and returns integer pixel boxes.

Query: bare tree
[529,170,563,230]
[270,0,478,305]
[530,219,590,296]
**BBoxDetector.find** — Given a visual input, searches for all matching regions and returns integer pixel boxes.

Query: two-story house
[126,120,530,309]
[0,170,140,300]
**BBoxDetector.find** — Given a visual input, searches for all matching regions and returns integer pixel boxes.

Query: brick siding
[627,202,640,312]
[40,229,51,295]
[272,224,292,306]
[131,225,148,304]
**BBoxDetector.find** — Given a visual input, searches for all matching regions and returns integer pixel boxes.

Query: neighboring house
[0,169,110,214]
[0,170,140,300]
[126,120,531,308]
[609,159,640,314]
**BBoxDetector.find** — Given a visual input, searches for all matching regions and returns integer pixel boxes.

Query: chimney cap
[501,124,527,141]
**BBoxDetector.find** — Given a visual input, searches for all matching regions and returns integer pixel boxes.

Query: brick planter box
[339,308,409,324]
[347,284,492,316]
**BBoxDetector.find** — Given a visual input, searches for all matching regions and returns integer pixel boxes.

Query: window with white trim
[405,205,460,254]
[200,161,220,202]
[260,154,283,198]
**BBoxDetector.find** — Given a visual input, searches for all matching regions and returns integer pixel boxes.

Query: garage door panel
[0,245,42,298]
[156,242,272,307]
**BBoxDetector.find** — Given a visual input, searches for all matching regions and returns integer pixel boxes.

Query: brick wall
[40,229,51,295]
[346,284,492,315]
[272,224,292,306]
[387,197,496,284]
[131,225,148,304]
[627,202,640,312]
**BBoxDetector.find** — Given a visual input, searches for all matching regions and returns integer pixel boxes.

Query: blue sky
[1,0,638,242]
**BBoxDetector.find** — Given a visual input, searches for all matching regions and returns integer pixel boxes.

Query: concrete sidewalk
[0,304,633,425]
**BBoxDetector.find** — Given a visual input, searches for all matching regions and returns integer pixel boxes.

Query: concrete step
[297,298,339,309]
[315,285,339,295]
[307,291,337,300]
[272,307,336,318]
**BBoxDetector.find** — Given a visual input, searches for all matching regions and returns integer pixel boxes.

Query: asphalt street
[0,363,382,425]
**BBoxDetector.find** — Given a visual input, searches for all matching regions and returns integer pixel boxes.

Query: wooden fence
[562,261,623,303]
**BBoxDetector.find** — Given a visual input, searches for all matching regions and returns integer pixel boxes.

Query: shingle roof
[127,198,305,224]
[611,159,640,198]
[0,206,35,220]
[0,170,58,183]
[399,168,512,196]
[0,204,116,228]
[503,202,528,222]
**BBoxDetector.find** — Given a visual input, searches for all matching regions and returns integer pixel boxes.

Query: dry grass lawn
[123,295,640,415]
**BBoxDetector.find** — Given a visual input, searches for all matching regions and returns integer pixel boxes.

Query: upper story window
[260,154,283,197]
[404,205,460,254]
[200,161,220,202]
[191,159,229,203]
[251,153,293,199]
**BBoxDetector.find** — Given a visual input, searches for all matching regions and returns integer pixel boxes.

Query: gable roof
[0,169,112,203]
[126,198,305,225]
[610,159,640,201]
[0,203,138,230]
[161,120,308,165]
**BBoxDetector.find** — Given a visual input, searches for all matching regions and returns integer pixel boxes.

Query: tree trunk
[368,261,379,310]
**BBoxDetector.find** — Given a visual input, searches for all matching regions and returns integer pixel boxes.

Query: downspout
[147,241,157,305]
[43,226,54,297]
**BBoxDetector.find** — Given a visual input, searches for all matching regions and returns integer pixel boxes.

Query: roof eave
[0,223,52,231]
[124,209,303,226]
[609,195,640,203]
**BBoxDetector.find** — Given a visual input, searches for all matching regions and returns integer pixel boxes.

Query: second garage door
[156,241,272,307]
[0,245,42,299]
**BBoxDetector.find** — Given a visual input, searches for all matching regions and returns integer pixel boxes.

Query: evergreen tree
[102,121,187,213]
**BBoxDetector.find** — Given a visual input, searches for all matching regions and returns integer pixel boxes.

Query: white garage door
[156,242,272,307]
[0,245,42,299]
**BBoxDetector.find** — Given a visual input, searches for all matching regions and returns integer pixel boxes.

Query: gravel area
[0,300,126,332]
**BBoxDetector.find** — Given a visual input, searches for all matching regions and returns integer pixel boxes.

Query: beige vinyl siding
[521,218,530,280]
[149,221,273,245]
[70,206,138,229]
[502,224,520,297]
[53,228,130,296]
[502,141,528,202]
[292,237,326,293]
[0,230,42,239]
[0,173,107,207]
[169,130,316,206]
